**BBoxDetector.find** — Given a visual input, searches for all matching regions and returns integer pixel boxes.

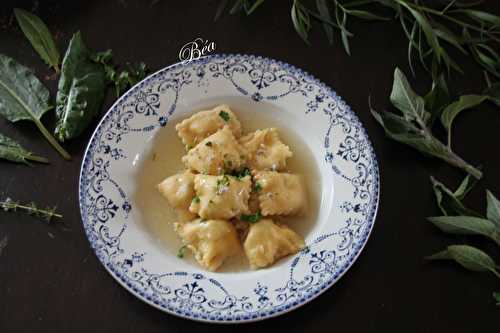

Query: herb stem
[25,154,49,164]
[491,269,500,280]
[440,144,482,179]
[406,2,500,44]
[34,119,71,160]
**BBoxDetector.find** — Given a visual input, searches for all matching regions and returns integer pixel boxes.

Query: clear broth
[133,107,320,272]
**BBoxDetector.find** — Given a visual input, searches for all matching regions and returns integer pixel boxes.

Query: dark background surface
[0,1,499,332]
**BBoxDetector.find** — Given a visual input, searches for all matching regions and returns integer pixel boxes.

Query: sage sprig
[14,8,60,73]
[218,1,500,78]
[0,133,48,164]
[0,54,71,160]
[1,197,62,223]
[427,175,500,304]
[371,67,483,179]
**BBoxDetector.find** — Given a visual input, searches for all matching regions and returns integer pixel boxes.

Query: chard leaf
[55,32,106,142]
[427,216,500,246]
[426,245,497,274]
[0,54,70,159]
[14,8,60,73]
[0,133,48,164]
[486,190,500,227]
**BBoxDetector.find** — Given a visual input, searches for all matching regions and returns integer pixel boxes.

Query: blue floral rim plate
[78,54,380,323]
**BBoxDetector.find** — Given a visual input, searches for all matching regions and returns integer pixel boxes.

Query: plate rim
[78,53,380,324]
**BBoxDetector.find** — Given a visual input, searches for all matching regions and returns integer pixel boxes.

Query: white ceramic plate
[79,54,379,323]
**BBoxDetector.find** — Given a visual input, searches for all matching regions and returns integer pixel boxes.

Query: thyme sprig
[1,197,62,223]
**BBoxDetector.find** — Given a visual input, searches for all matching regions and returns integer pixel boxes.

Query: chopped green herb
[254,182,262,192]
[186,144,193,151]
[205,141,213,147]
[231,167,251,180]
[240,211,262,223]
[209,200,214,205]
[219,110,230,122]
[177,245,187,258]
[192,196,200,204]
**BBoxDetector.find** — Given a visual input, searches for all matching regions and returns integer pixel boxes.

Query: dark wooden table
[1,1,499,331]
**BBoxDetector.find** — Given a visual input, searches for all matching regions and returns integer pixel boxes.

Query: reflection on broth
[133,106,320,272]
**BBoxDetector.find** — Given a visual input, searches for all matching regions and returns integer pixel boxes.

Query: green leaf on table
[453,174,477,201]
[0,133,48,164]
[427,216,500,246]
[440,95,488,133]
[424,73,449,124]
[486,190,500,227]
[291,0,311,44]
[345,10,388,21]
[484,83,500,107]
[430,176,480,217]
[426,245,497,273]
[13,8,60,73]
[316,0,333,44]
[493,292,500,306]
[0,54,70,159]
[390,68,430,124]
[55,31,106,142]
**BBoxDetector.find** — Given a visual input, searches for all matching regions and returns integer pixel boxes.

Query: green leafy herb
[371,68,482,179]
[93,50,148,97]
[430,175,480,217]
[254,181,262,192]
[218,110,230,122]
[427,216,500,247]
[177,245,187,258]
[14,8,60,73]
[493,292,500,306]
[0,133,48,164]
[216,175,231,193]
[0,54,71,160]
[230,167,251,180]
[205,141,213,147]
[440,95,489,146]
[486,190,500,227]
[240,211,262,223]
[426,245,500,278]
[55,31,106,142]
[1,197,62,223]
[192,196,200,204]
[219,1,500,78]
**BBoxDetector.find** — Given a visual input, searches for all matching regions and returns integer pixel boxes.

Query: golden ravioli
[182,126,245,175]
[189,174,251,219]
[178,219,240,271]
[175,105,242,147]
[253,171,308,216]
[240,128,292,171]
[243,219,304,269]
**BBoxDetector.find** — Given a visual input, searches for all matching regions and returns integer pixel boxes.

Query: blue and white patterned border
[78,54,380,323]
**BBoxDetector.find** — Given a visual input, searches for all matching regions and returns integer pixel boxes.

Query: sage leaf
[453,174,477,201]
[430,176,480,217]
[390,68,430,124]
[55,31,106,142]
[427,216,500,246]
[0,133,48,164]
[316,0,333,44]
[427,245,497,274]
[424,73,449,124]
[291,1,310,44]
[493,292,500,306]
[440,95,488,133]
[486,190,500,227]
[0,54,70,160]
[14,8,60,73]
[345,10,388,21]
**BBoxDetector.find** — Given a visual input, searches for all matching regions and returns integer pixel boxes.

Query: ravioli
[157,170,196,210]
[182,126,245,175]
[240,128,292,171]
[253,171,308,216]
[175,105,242,147]
[189,174,251,219]
[243,219,305,269]
[178,219,240,271]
